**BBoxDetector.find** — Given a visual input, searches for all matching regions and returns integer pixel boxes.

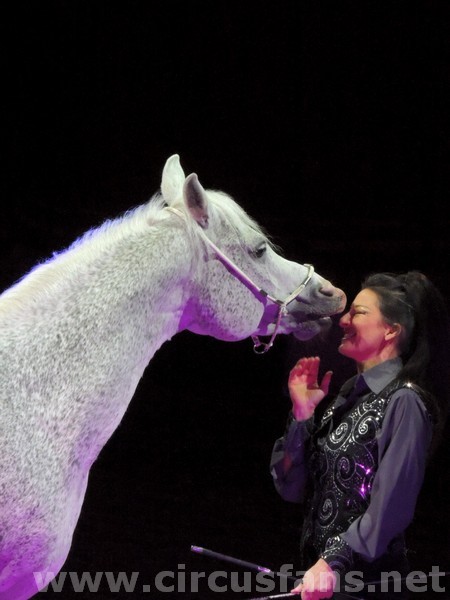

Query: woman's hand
[288,357,332,421]
[291,558,336,599]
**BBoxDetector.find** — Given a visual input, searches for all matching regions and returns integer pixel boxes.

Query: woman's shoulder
[386,382,432,423]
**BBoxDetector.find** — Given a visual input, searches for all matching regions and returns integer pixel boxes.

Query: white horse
[0,155,346,599]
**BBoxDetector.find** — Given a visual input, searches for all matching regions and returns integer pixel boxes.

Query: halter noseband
[165,206,314,353]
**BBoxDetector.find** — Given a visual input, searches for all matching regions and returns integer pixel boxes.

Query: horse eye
[250,243,267,259]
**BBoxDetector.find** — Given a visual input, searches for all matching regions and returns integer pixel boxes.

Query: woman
[270,271,450,599]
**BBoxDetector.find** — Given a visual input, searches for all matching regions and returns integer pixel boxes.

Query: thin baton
[190,545,364,600]
[191,545,297,581]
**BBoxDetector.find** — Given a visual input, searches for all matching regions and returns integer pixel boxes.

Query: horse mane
[67,194,168,250]
[0,195,167,317]
[0,188,277,319]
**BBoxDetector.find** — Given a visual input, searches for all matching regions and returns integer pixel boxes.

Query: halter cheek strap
[165,206,314,353]
[249,264,313,354]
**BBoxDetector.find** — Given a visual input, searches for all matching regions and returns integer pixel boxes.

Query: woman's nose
[339,312,350,328]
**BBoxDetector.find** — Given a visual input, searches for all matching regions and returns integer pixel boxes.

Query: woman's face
[338,288,399,365]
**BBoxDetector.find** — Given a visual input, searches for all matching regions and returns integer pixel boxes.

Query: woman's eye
[250,243,266,259]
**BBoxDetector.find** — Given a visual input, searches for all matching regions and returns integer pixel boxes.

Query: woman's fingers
[320,370,333,395]
[289,357,322,388]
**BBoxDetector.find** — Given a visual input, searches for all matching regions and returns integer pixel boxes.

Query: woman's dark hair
[362,271,450,453]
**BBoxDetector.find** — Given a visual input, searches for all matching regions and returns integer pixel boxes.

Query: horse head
[161,155,347,347]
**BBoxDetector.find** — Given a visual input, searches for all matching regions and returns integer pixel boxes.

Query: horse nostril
[319,283,335,298]
[319,284,347,311]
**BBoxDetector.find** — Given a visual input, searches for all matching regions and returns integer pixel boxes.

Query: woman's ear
[385,323,402,341]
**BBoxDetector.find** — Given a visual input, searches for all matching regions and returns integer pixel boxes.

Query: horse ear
[161,154,186,204]
[183,173,209,229]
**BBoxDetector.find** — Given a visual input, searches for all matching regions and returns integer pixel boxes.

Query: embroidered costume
[270,358,432,594]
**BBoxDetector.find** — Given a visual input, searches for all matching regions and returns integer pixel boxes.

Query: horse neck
[74,219,197,356]
[0,212,203,470]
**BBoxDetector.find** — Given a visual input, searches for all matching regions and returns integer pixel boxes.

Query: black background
[2,2,449,598]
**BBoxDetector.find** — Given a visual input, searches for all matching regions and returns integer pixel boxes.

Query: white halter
[165,206,314,353]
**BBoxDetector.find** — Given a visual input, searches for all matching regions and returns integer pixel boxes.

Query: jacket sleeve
[269,413,312,504]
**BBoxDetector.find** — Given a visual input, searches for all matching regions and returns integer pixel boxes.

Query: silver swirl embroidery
[329,419,351,447]
[335,455,356,485]
[355,412,380,444]
[318,491,338,527]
